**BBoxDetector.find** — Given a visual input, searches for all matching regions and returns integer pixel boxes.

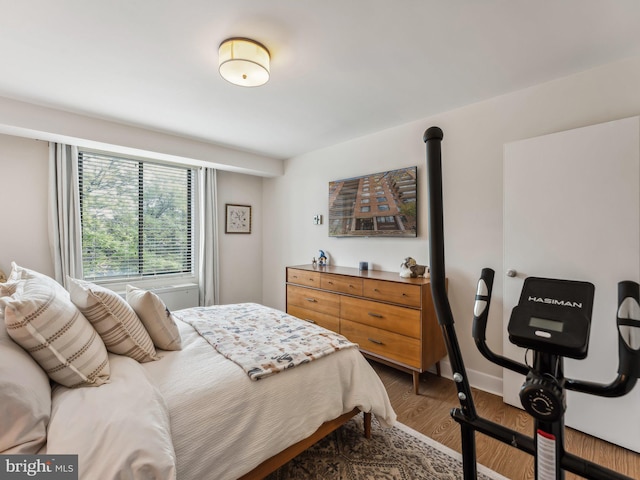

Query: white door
[503,116,640,452]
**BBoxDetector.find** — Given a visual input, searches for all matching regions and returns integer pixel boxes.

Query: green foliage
[399,201,416,218]
[80,156,191,279]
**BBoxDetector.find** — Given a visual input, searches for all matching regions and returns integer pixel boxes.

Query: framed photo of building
[225,204,252,234]
[328,166,417,237]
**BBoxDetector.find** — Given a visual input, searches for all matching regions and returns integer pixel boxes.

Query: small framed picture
[225,204,252,234]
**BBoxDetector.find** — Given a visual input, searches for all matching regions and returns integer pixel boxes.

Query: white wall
[0,135,264,306]
[0,135,52,277]
[217,170,263,304]
[262,55,640,392]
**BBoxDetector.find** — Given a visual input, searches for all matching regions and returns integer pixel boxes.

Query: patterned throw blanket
[176,303,358,380]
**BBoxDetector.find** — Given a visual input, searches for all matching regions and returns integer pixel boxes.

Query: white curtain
[48,143,83,288]
[198,167,219,306]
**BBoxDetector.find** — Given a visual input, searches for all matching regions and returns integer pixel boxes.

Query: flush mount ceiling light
[218,37,270,87]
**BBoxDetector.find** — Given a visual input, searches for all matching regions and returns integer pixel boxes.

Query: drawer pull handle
[374,288,380,292]
[305,298,317,303]
[306,319,316,324]
[368,338,384,345]
[368,312,383,319]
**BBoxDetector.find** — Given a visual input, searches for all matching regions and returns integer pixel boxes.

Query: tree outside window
[79,151,193,280]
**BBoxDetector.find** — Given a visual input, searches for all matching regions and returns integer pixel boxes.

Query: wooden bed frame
[239,408,372,479]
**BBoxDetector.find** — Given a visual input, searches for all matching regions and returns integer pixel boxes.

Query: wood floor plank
[372,362,640,480]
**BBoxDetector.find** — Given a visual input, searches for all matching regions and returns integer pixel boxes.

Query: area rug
[266,414,509,480]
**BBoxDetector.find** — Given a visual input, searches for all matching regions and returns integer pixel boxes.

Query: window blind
[78,151,193,280]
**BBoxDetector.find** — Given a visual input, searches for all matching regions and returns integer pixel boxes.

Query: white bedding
[142,312,397,480]
[46,354,177,479]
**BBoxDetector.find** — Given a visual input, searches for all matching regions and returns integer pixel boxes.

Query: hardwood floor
[372,362,640,480]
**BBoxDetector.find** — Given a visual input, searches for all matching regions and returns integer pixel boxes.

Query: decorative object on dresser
[286,264,447,394]
[399,257,429,278]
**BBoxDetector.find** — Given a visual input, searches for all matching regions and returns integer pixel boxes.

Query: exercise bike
[423,126,640,480]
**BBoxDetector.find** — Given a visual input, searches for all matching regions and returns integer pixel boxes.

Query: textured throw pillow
[1,262,67,322]
[68,278,158,363]
[126,286,182,351]
[0,280,18,311]
[0,324,51,453]
[8,261,69,299]
[1,277,110,388]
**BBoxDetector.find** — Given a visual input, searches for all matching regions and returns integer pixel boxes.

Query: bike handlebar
[472,268,640,396]
[563,280,640,397]
[471,268,529,376]
[616,281,640,379]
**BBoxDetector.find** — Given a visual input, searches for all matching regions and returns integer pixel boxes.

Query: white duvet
[146,318,396,479]
[45,312,397,480]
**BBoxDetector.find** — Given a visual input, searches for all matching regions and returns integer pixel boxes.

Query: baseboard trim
[432,360,503,397]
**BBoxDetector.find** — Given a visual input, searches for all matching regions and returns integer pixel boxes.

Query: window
[78,151,193,281]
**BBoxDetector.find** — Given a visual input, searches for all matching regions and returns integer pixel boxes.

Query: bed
[0,263,396,480]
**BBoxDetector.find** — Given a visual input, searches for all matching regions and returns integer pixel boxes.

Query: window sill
[90,275,198,295]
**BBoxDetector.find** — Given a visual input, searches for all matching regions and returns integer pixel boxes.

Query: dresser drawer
[286,284,340,316]
[340,296,420,338]
[286,305,340,332]
[321,274,363,296]
[341,319,421,369]
[287,268,321,288]
[363,279,421,307]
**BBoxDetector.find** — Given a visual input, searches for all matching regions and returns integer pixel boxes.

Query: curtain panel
[198,167,219,306]
[48,143,83,288]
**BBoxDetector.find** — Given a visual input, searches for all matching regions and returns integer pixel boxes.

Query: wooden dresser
[286,264,447,394]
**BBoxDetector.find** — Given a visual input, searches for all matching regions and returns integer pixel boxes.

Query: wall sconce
[218,37,270,87]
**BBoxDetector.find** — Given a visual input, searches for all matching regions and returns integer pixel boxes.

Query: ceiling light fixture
[218,37,270,87]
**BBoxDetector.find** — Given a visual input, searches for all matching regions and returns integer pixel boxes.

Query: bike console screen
[508,277,595,359]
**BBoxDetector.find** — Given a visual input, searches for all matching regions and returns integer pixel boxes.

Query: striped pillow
[8,261,69,299]
[68,278,158,363]
[126,286,182,351]
[1,277,110,388]
[0,281,18,305]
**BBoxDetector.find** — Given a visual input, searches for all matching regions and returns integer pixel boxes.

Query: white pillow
[1,277,110,388]
[47,354,177,480]
[126,286,182,351]
[0,280,15,292]
[67,278,158,363]
[8,261,69,298]
[0,262,67,322]
[0,323,51,454]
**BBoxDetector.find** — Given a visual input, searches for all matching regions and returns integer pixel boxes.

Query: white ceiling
[2,1,640,160]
